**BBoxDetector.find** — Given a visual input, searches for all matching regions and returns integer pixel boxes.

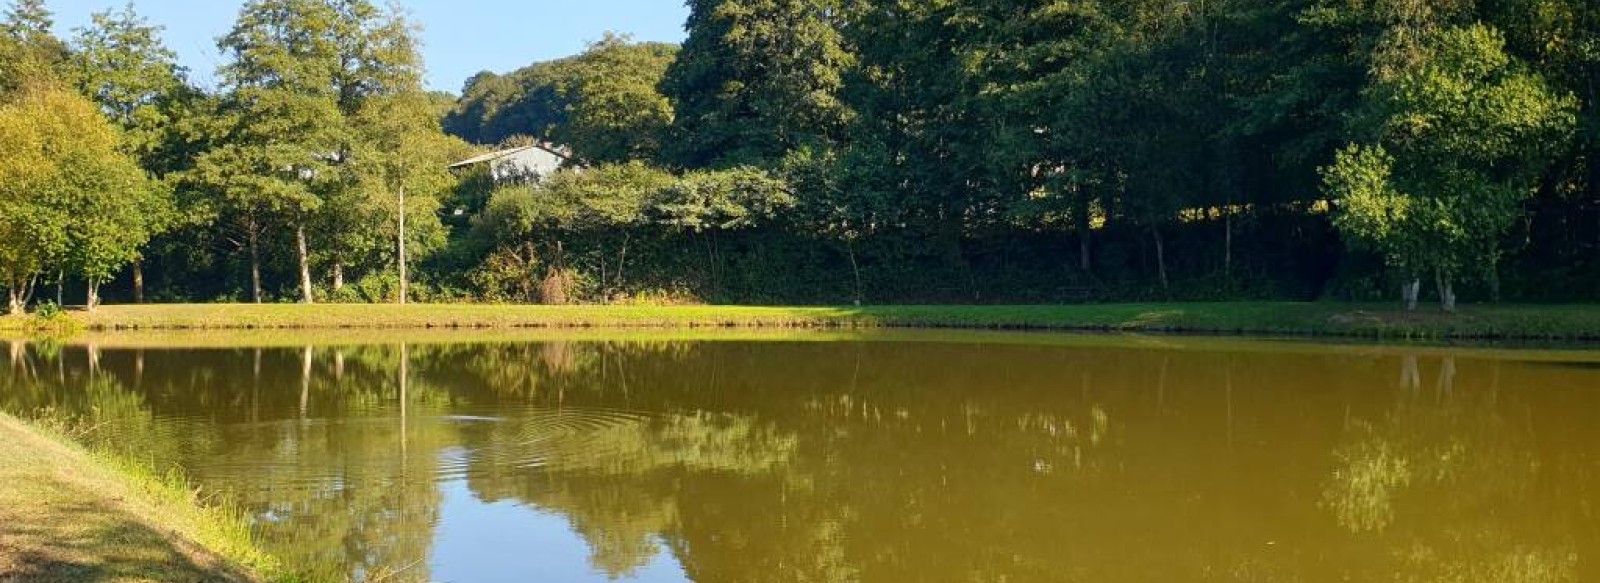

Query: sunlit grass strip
[3,302,1600,341]
[24,327,1600,364]
[1,412,297,583]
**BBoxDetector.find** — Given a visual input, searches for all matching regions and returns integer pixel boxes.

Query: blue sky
[44,0,690,93]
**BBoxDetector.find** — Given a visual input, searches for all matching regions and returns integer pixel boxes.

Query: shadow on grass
[0,492,256,583]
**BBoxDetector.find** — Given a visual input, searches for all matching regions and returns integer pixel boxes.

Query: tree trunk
[1152,227,1170,290]
[1487,260,1502,303]
[55,269,63,306]
[1224,199,1234,282]
[1075,187,1092,272]
[615,233,630,294]
[295,223,314,304]
[331,263,344,292]
[85,279,99,313]
[397,186,408,305]
[1403,278,1421,312]
[701,233,717,299]
[249,230,263,304]
[1079,232,1092,273]
[1435,268,1457,313]
[132,260,144,304]
[20,276,35,311]
[847,239,863,306]
[5,288,21,315]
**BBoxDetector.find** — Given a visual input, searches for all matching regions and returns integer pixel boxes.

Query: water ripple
[156,406,654,493]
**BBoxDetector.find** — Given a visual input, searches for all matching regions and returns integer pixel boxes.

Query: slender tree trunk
[1224,198,1234,283]
[5,288,20,315]
[701,233,717,299]
[1075,187,1092,272]
[1487,259,1502,303]
[86,279,99,313]
[1435,268,1457,313]
[295,222,314,304]
[615,233,630,295]
[19,276,35,312]
[249,229,263,304]
[331,263,344,293]
[132,260,144,304]
[398,186,408,305]
[847,238,863,306]
[1403,278,1421,312]
[55,269,64,306]
[1079,232,1092,273]
[1152,226,1170,290]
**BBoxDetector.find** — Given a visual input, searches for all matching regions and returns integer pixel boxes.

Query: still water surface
[3,334,1598,582]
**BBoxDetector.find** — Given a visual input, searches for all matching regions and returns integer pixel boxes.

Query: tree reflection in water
[3,338,1598,582]
[1323,355,1582,582]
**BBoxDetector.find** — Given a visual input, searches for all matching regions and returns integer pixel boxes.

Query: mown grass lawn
[3,302,1599,340]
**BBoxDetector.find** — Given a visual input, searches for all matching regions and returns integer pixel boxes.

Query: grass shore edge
[4,302,1599,341]
[0,411,291,582]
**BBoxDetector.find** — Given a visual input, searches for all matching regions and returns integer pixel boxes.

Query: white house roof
[447,144,569,170]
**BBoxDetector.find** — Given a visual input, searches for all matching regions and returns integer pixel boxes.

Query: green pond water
[2,333,1598,582]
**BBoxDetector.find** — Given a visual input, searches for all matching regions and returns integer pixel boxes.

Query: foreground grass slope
[4,302,1599,340]
[0,413,283,583]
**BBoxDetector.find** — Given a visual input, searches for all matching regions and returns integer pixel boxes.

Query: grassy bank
[2,302,1600,340]
[0,412,289,583]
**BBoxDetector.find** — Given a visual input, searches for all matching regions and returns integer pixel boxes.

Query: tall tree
[71,4,189,168]
[0,82,155,312]
[837,0,1014,293]
[320,1,432,296]
[2,0,58,52]
[1323,24,1576,311]
[348,92,465,303]
[199,0,348,304]
[983,0,1108,274]
[72,3,195,302]
[199,0,431,304]
[662,0,852,168]
[554,34,677,164]
[1,0,67,91]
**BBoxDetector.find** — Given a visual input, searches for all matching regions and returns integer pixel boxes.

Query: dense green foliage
[0,17,158,314]
[3,0,1600,309]
[444,36,678,160]
[430,0,1600,308]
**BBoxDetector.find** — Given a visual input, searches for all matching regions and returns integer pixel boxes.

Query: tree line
[3,0,1599,311]
[1,0,464,313]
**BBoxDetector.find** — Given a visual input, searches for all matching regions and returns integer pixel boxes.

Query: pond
[2,332,1598,582]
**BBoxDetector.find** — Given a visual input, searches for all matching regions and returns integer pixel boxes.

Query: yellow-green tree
[0,81,156,312]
